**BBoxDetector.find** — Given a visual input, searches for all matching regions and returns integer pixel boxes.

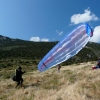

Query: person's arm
[21,70,25,74]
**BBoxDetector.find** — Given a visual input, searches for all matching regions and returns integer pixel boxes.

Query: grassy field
[0,61,100,100]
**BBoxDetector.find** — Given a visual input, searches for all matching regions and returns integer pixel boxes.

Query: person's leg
[58,68,59,72]
[15,81,20,88]
[20,78,23,87]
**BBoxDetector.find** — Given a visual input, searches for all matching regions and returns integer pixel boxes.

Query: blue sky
[0,0,100,43]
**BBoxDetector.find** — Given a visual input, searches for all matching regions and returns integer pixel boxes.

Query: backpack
[12,75,16,81]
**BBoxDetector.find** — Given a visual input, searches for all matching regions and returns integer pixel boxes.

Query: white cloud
[89,26,100,43]
[30,36,49,42]
[41,38,49,42]
[71,8,99,25]
[56,30,63,36]
[30,36,40,42]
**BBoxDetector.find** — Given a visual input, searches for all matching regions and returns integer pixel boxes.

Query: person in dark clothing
[97,58,100,68]
[15,66,25,88]
[57,64,61,73]
[92,58,100,69]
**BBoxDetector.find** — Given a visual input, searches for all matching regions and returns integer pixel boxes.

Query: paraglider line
[43,62,47,68]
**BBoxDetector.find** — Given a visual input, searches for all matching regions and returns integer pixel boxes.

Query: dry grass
[0,61,100,100]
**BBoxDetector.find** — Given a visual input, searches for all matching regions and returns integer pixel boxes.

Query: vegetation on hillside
[0,35,100,63]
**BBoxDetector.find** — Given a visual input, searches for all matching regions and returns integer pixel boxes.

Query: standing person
[57,64,61,73]
[15,66,25,88]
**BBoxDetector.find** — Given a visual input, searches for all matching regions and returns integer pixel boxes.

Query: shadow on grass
[24,82,41,89]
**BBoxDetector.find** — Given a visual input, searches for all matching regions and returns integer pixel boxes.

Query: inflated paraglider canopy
[38,23,93,72]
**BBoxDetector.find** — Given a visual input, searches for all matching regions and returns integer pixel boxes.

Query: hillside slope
[0,61,100,100]
[0,35,100,58]
[0,35,100,65]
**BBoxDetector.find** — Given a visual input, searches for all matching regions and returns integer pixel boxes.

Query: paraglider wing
[38,23,93,72]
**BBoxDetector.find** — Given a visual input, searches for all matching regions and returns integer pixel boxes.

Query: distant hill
[0,35,58,59]
[0,35,100,65]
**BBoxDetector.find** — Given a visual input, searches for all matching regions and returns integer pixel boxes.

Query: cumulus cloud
[71,8,99,25]
[89,26,100,43]
[30,36,49,42]
[41,38,49,42]
[56,30,63,36]
[30,37,40,42]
